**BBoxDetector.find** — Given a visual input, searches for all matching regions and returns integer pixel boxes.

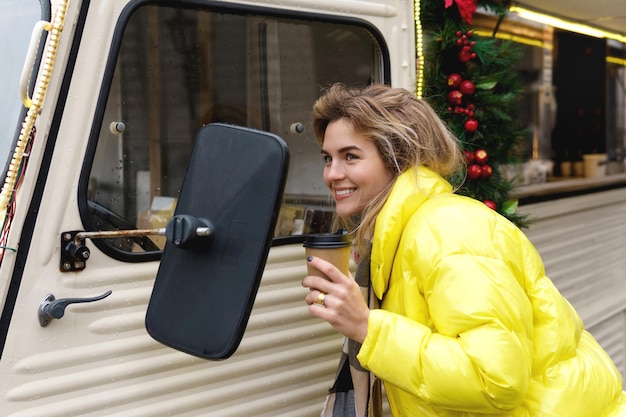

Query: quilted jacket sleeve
[358,204,535,413]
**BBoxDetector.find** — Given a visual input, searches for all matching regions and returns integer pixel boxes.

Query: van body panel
[0,0,413,415]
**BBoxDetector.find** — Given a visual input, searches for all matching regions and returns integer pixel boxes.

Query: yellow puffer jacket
[357,166,626,417]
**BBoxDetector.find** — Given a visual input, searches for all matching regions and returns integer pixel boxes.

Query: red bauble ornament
[464,118,478,132]
[483,200,496,210]
[447,73,463,89]
[474,149,488,164]
[480,164,493,179]
[467,164,482,180]
[447,90,463,106]
[458,49,473,63]
[459,80,476,95]
[464,150,474,164]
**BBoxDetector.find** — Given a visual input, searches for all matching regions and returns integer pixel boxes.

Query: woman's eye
[346,153,358,161]
[322,155,332,164]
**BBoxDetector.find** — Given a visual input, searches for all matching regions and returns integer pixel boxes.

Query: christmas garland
[421,0,528,227]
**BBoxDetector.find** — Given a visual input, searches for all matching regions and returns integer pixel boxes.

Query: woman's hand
[302,256,370,343]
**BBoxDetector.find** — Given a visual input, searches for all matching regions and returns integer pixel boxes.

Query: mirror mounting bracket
[60,215,213,272]
[60,231,90,272]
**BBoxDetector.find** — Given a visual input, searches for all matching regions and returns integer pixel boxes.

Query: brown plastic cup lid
[303,233,351,249]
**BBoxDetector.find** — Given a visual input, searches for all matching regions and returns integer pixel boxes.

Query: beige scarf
[320,250,383,417]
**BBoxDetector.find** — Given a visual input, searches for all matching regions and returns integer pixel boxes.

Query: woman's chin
[334,203,359,218]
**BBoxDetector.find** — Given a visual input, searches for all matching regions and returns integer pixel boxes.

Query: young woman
[302,83,626,417]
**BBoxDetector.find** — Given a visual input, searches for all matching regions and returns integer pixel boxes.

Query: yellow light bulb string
[0,0,69,257]
[414,0,424,99]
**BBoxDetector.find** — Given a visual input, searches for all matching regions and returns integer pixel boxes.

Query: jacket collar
[370,166,452,298]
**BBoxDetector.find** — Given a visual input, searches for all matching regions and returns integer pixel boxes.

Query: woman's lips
[334,188,355,200]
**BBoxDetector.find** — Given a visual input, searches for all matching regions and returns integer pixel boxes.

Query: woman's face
[321,118,394,218]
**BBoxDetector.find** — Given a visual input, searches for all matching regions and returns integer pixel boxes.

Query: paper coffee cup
[303,233,351,278]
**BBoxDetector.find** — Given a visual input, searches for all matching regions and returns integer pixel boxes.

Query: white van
[0,0,414,415]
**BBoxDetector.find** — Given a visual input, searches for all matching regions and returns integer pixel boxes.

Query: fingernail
[307,256,313,262]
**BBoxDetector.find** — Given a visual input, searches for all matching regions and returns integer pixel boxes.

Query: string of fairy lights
[0,0,69,262]
[414,0,424,99]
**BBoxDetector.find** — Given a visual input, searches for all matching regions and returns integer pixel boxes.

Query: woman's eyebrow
[321,145,362,154]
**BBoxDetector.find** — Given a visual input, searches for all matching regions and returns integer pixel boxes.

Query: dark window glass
[85,4,386,254]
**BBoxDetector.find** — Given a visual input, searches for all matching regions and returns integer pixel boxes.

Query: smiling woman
[304,83,626,417]
[321,119,394,219]
[312,83,463,251]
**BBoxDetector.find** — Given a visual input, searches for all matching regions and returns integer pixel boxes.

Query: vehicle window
[84,4,386,256]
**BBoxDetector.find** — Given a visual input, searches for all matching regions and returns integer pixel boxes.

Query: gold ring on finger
[316,292,326,306]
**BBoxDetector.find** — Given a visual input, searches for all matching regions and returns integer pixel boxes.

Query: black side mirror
[145,123,289,359]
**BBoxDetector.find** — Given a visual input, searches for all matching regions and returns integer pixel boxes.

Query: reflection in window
[86,4,385,254]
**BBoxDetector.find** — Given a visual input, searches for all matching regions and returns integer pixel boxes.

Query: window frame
[77,0,391,262]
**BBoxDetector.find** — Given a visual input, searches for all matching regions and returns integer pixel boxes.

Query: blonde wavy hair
[312,83,464,253]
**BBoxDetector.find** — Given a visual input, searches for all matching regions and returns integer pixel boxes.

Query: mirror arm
[60,215,214,271]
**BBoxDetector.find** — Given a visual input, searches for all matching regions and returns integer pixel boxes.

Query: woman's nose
[325,161,345,181]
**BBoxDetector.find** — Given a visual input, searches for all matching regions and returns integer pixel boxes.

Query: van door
[0,1,408,415]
